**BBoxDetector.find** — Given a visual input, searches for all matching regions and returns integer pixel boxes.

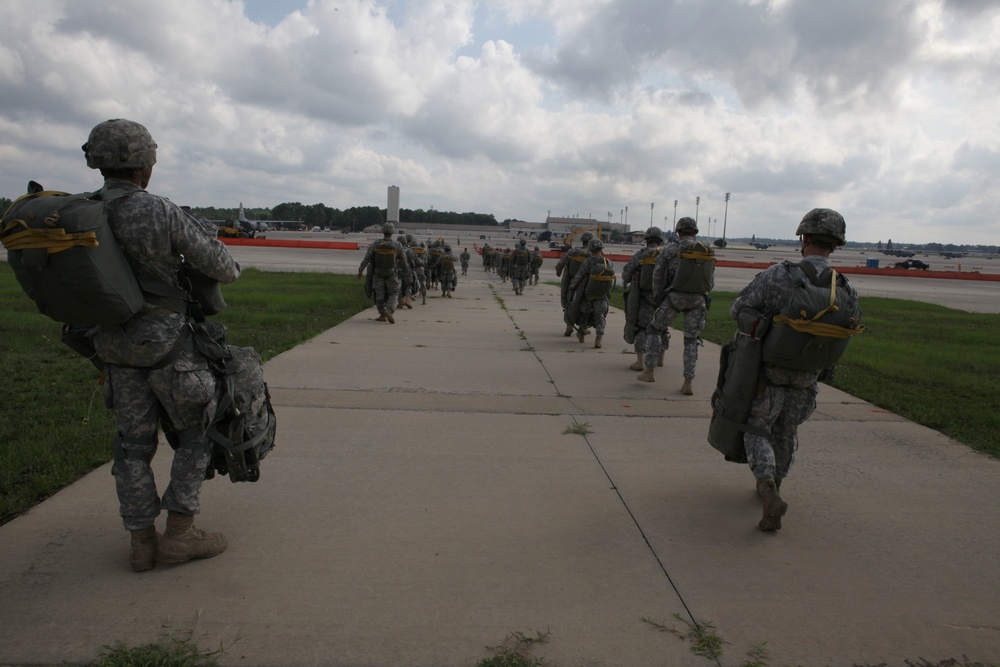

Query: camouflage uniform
[459,249,471,275]
[510,242,532,294]
[729,254,854,482]
[569,253,614,337]
[644,236,711,379]
[621,245,669,361]
[94,179,241,532]
[358,235,410,316]
[438,248,458,296]
[410,242,428,301]
[530,248,543,285]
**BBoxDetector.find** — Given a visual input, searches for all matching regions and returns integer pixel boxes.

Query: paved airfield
[1,237,999,666]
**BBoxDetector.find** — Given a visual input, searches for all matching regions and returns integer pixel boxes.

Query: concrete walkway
[1,273,998,667]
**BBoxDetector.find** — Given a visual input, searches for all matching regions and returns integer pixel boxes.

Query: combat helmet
[644,226,664,243]
[382,222,395,235]
[405,233,414,243]
[519,239,526,246]
[397,234,407,245]
[675,217,698,234]
[444,244,452,252]
[796,208,846,246]
[580,232,594,245]
[588,238,604,252]
[82,119,157,170]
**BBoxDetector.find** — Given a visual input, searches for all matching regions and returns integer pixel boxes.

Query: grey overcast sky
[1,0,998,244]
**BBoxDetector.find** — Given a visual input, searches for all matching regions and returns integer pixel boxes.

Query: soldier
[426,240,443,288]
[510,239,532,295]
[621,227,670,371]
[459,248,471,276]
[568,238,616,348]
[555,232,593,336]
[438,243,458,297]
[729,208,860,531]
[482,243,492,271]
[498,247,511,283]
[409,237,428,305]
[357,222,410,323]
[396,234,415,310]
[639,217,714,394]
[530,246,543,285]
[82,119,241,570]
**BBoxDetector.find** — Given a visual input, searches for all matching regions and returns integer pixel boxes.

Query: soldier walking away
[621,227,670,372]
[729,209,861,531]
[396,234,415,310]
[568,238,616,348]
[81,119,241,570]
[530,246,543,285]
[555,232,593,336]
[459,248,471,275]
[357,222,410,322]
[438,244,458,297]
[510,239,532,295]
[409,237,428,305]
[639,217,714,394]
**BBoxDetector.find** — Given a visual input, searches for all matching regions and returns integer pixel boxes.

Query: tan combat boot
[756,479,788,531]
[564,323,574,337]
[629,352,644,371]
[156,511,228,564]
[594,334,602,349]
[577,329,588,343]
[376,312,387,322]
[130,525,159,572]
[657,349,666,367]
[386,311,395,323]
[422,294,426,305]
[681,378,693,395]
[402,296,413,309]
[637,366,655,382]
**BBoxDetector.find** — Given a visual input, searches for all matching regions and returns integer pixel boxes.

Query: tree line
[187,202,499,231]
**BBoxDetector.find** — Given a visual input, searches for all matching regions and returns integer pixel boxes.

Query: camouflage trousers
[633,300,668,354]
[511,268,529,293]
[373,274,400,314]
[105,331,217,531]
[644,295,707,378]
[575,298,609,335]
[742,380,818,481]
[412,268,427,298]
[439,271,457,293]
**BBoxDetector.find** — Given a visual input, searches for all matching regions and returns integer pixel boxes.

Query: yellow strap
[680,251,716,261]
[640,248,660,264]
[773,269,864,338]
[0,219,99,253]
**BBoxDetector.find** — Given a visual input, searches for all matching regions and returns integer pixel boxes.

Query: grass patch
[0,265,369,525]
[477,629,550,667]
[610,286,1000,459]
[563,422,592,436]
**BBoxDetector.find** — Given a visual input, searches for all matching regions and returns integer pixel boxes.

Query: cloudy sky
[1,0,998,244]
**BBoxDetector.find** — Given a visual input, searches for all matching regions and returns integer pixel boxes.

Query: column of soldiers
[478,240,544,296]
[358,225,469,320]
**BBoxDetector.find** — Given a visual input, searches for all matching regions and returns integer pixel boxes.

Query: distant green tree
[0,196,13,213]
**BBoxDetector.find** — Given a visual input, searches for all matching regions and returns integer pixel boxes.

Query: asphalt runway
[224,235,1000,313]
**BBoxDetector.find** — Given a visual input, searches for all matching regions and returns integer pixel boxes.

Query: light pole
[650,202,654,224]
[624,205,628,229]
[673,200,678,225]
[695,196,700,223]
[723,192,730,241]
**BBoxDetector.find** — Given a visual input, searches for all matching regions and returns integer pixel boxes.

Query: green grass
[0,265,369,525]
[610,286,1000,459]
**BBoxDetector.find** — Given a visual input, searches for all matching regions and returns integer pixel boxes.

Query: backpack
[670,241,715,294]
[371,239,397,278]
[194,321,277,483]
[513,248,531,266]
[583,257,616,299]
[438,254,455,272]
[760,261,864,371]
[1,187,147,325]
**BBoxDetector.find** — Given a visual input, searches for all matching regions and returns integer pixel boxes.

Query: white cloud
[0,0,998,243]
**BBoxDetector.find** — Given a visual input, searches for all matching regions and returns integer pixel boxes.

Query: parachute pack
[1,187,147,326]
[583,257,616,299]
[638,247,660,291]
[760,261,863,371]
[513,247,531,266]
[438,254,455,272]
[371,239,397,278]
[670,241,715,294]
